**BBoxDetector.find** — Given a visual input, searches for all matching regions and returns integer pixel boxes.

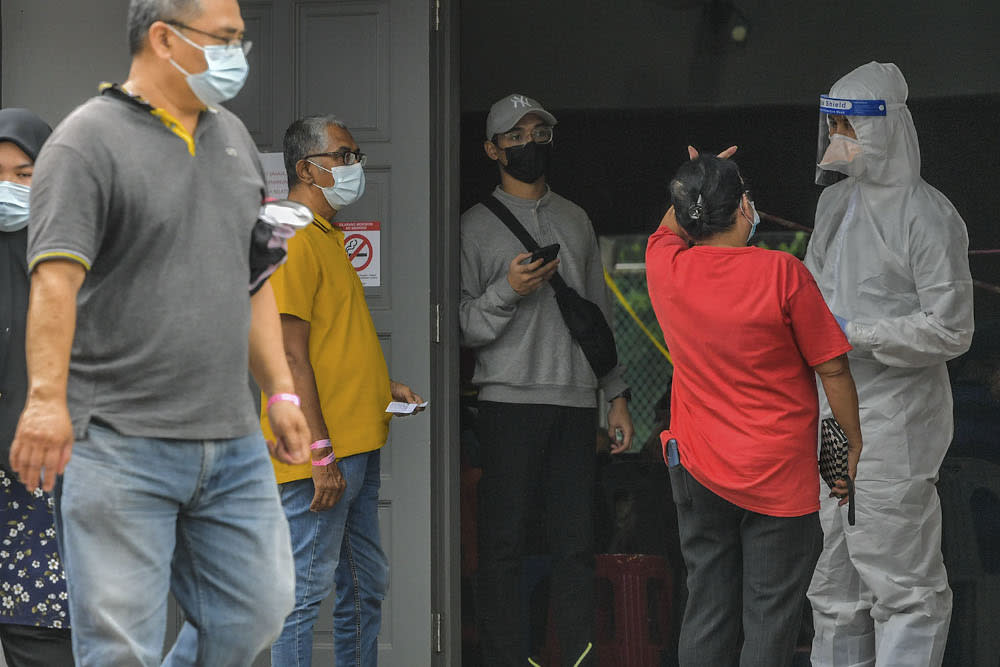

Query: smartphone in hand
[524,243,560,266]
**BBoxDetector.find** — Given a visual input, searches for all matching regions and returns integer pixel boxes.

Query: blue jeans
[270,449,389,667]
[54,424,295,667]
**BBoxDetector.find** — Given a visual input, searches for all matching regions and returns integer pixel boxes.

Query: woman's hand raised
[687,145,738,160]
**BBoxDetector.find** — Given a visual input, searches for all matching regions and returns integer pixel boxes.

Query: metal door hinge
[432,612,443,653]
[433,0,441,32]
[433,303,441,343]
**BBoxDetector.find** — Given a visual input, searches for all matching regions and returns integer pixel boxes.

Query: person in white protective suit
[804,61,975,667]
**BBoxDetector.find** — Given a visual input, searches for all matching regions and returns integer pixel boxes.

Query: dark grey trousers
[669,464,821,667]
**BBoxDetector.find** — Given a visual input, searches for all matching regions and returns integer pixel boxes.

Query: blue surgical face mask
[168,26,249,106]
[308,161,366,210]
[0,181,31,232]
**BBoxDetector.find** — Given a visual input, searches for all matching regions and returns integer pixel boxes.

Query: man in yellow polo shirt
[262,115,424,667]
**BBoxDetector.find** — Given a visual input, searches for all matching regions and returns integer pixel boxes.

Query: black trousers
[475,401,597,667]
[0,624,73,667]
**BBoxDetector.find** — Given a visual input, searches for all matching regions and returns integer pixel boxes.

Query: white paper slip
[385,401,429,414]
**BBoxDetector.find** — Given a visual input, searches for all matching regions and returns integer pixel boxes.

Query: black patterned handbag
[820,418,856,525]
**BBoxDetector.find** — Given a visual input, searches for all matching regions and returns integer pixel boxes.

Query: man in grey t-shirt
[460,93,634,666]
[9,1,310,664]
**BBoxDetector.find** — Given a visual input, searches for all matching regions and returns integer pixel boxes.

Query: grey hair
[127,0,202,55]
[283,115,349,189]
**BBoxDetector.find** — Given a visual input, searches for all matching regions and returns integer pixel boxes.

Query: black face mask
[501,141,551,184]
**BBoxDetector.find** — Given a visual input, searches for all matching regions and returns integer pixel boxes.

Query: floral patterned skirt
[0,466,69,628]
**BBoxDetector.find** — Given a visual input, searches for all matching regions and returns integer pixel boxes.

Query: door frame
[429,0,462,662]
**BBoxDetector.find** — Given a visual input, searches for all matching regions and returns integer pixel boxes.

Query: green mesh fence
[602,235,673,452]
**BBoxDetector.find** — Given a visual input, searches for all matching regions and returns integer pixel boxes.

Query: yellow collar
[312,212,332,232]
[99,82,198,156]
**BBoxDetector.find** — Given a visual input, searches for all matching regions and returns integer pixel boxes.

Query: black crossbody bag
[481,196,619,378]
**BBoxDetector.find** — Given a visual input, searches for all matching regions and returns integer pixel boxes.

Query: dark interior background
[459,0,1000,327]
[460,95,1000,317]
[458,3,1000,663]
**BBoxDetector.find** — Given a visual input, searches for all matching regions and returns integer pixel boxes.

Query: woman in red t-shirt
[646,153,862,667]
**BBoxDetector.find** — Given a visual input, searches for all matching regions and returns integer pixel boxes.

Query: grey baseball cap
[485,93,558,140]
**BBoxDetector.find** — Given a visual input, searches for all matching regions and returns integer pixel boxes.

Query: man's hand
[310,449,346,512]
[266,400,311,465]
[607,397,635,455]
[507,253,560,296]
[390,381,426,415]
[10,398,75,493]
[12,259,86,493]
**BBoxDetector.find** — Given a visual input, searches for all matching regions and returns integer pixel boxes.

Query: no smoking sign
[345,234,373,271]
[335,221,381,286]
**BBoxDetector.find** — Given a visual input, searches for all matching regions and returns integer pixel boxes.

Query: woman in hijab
[0,107,73,666]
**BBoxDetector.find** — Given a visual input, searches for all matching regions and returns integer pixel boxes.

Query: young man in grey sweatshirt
[460,93,634,667]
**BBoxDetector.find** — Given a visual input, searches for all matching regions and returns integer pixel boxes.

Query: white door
[229,0,437,664]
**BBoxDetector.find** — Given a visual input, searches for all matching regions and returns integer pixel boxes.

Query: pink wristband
[312,451,337,467]
[310,439,332,450]
[267,393,300,410]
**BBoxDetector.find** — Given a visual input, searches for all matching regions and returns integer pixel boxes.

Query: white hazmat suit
[804,62,974,667]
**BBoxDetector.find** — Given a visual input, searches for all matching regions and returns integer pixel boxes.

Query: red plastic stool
[591,553,673,667]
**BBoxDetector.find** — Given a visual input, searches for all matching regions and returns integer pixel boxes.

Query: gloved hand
[833,314,849,337]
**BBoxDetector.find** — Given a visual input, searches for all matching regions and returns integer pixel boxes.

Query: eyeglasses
[166,20,253,55]
[496,126,554,146]
[303,150,367,167]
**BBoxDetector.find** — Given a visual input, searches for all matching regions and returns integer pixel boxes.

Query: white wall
[461,0,1000,110]
[2,0,130,125]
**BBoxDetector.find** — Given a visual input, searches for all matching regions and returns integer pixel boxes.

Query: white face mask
[0,181,31,232]
[308,161,366,210]
[818,134,865,177]
[167,25,250,106]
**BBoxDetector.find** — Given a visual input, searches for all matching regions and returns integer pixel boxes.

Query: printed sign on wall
[335,221,381,287]
[259,152,289,200]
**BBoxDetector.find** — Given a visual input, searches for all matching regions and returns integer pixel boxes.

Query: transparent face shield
[815,95,886,185]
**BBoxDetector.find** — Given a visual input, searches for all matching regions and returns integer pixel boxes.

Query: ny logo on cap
[510,95,530,109]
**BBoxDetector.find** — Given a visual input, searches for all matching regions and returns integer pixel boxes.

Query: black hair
[669,155,745,241]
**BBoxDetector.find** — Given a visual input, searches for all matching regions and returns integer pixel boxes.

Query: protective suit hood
[815,62,921,187]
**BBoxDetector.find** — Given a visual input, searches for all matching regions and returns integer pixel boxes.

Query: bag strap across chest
[480,195,569,293]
